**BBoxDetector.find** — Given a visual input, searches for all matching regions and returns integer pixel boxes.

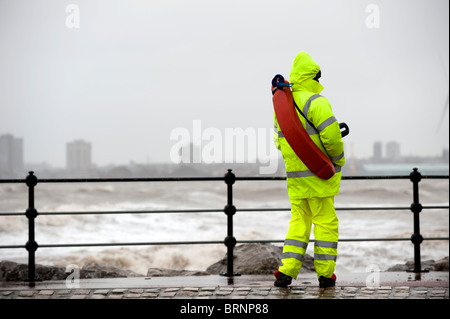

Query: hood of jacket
[290,52,324,94]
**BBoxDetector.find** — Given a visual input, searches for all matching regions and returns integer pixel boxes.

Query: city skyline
[1,118,448,168]
[1,133,448,179]
[1,132,448,168]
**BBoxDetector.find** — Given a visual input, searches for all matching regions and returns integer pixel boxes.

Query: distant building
[373,141,382,162]
[386,141,401,160]
[0,134,24,176]
[443,149,449,162]
[66,140,92,171]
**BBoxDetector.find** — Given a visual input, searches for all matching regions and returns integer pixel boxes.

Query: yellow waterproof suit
[273,52,345,280]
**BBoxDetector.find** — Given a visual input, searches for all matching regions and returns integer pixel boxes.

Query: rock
[0,260,144,281]
[146,268,210,277]
[0,259,211,281]
[434,256,449,271]
[206,243,315,275]
[80,262,143,278]
[0,260,67,281]
[386,257,449,272]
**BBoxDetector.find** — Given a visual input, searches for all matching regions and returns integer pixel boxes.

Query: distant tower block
[373,141,382,162]
[66,139,92,171]
[0,134,24,175]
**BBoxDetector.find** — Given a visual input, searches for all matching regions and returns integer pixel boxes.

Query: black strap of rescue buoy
[293,100,316,133]
[295,95,349,138]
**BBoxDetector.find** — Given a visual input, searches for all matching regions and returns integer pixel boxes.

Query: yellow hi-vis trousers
[278,196,338,279]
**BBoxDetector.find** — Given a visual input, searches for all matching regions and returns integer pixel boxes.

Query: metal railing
[0,168,448,282]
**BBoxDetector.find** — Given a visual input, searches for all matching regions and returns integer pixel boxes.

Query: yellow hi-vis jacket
[274,52,345,199]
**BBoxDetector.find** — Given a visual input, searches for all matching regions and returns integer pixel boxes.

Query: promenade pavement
[1,271,448,300]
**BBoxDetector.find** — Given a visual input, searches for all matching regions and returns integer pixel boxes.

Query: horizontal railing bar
[238,237,450,243]
[2,237,449,250]
[0,245,26,249]
[335,205,449,211]
[0,210,225,216]
[1,205,448,217]
[239,206,449,212]
[39,240,225,248]
[37,209,223,216]
[335,237,449,242]
[341,175,449,180]
[420,205,450,209]
[1,175,448,184]
[3,177,226,183]
[235,176,409,180]
[237,175,450,181]
[0,179,26,183]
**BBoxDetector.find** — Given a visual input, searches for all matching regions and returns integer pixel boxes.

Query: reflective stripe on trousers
[278,197,338,279]
[314,240,338,262]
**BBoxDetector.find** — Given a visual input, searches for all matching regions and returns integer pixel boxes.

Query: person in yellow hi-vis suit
[273,52,345,288]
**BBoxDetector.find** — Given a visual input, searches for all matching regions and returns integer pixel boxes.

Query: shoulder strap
[293,94,321,132]
[293,94,332,160]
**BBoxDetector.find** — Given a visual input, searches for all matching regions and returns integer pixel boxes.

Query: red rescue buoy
[272,74,335,180]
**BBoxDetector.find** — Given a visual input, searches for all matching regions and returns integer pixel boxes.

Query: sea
[0,176,448,276]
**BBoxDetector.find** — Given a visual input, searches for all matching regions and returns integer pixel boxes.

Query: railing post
[24,171,40,282]
[408,168,428,273]
[221,169,240,277]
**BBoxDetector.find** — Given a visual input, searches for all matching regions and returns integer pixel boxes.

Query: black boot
[318,274,336,288]
[274,270,292,287]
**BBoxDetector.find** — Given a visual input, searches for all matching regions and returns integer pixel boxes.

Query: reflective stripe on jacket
[274,52,345,199]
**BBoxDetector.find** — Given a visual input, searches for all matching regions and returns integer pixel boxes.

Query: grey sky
[0,0,448,167]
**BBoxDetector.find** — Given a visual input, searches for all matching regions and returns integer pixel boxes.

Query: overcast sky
[1,0,448,167]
